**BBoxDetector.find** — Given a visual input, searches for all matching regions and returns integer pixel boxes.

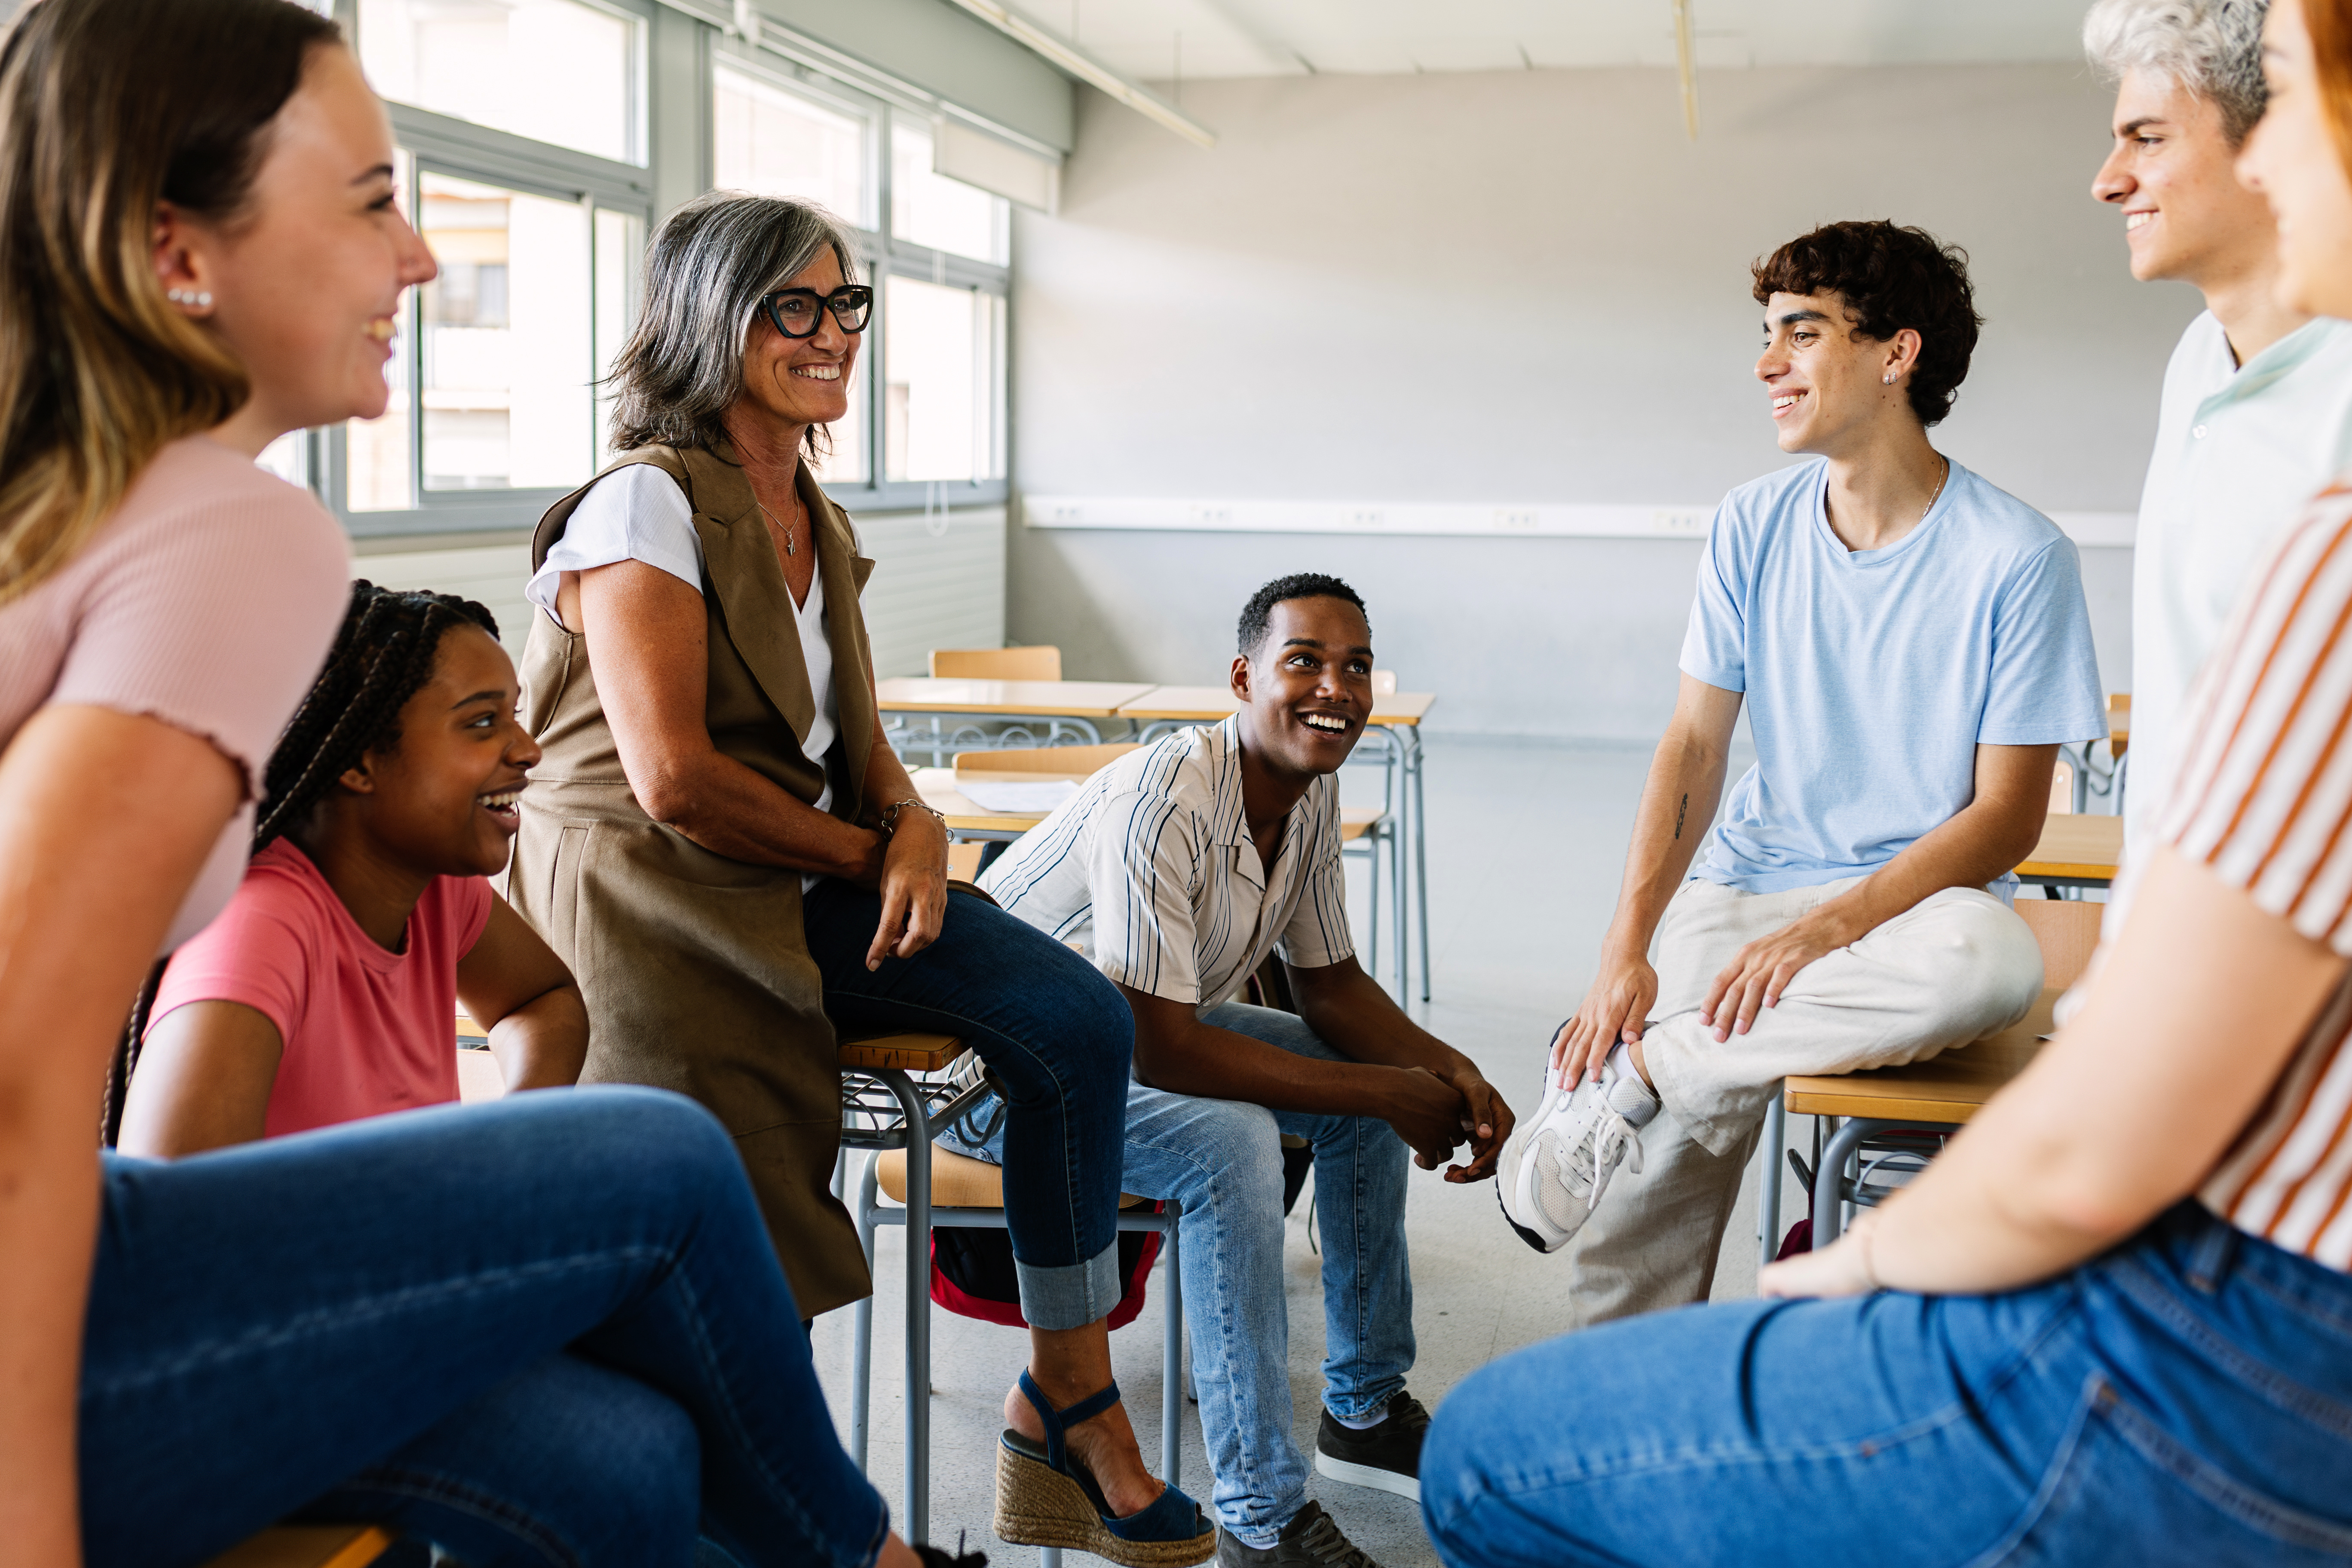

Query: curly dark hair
[253,580,500,850]
[1751,220,1983,427]
[1237,572,1371,656]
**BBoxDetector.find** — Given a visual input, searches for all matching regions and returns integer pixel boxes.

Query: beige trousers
[1559,874,2043,1329]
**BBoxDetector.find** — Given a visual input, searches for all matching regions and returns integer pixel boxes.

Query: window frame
[717,45,1010,513]
[315,0,1010,537]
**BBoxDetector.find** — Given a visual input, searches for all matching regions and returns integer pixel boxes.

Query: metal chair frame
[839,1065,1187,1553]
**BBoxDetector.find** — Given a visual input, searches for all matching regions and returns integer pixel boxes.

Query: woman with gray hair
[510,192,1211,1567]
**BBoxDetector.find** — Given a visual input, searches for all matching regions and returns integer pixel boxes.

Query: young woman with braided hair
[0,3,973,1565]
[116,582,586,1155]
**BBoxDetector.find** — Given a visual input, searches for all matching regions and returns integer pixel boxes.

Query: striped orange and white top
[2158,486,2352,1267]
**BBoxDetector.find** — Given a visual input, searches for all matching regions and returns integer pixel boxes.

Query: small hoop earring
[1882,373,1896,385]
[166,287,213,309]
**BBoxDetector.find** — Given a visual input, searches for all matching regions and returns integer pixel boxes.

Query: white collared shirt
[979,717,1354,1009]
[2127,312,2352,849]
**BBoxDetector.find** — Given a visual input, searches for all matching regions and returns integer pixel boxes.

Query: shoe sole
[1314,1450,1421,1503]
[994,1442,1219,1567]
[1494,1176,1558,1254]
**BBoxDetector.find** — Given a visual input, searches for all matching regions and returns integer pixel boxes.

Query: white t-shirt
[2126,312,2352,850]
[525,462,838,818]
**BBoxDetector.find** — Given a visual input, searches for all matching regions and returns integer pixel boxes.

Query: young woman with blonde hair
[0,3,962,1564]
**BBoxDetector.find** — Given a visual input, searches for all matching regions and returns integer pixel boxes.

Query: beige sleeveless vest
[508,442,878,1316]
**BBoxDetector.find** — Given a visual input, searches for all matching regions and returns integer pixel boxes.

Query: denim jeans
[1423,1201,2352,1567]
[804,879,1133,1329]
[80,1088,889,1568]
[946,1001,1415,1547]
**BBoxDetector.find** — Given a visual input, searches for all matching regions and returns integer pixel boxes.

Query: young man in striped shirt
[967,573,1513,1568]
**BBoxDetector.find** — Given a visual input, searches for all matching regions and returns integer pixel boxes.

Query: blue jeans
[804,879,1132,1329]
[1423,1201,2352,1567]
[80,1088,889,1568]
[947,1001,1415,1547]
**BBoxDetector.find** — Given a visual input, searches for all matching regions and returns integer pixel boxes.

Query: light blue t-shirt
[1679,458,2105,894]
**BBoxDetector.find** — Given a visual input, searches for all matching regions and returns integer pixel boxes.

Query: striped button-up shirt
[979,717,1354,1009]
[2138,484,2352,1268]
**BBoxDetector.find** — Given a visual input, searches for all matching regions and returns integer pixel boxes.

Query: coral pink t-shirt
[148,839,493,1137]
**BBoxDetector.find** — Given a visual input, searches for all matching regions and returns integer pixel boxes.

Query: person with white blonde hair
[2086,0,2352,849]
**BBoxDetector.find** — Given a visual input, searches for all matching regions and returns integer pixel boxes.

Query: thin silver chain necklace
[755,496,799,557]
[1919,454,1951,525]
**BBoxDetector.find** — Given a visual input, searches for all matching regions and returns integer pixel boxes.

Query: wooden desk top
[2110,694,2131,755]
[1113,685,1438,725]
[838,1031,968,1073]
[1784,989,2055,1123]
[876,677,1158,717]
[914,767,1050,833]
[2016,812,2123,881]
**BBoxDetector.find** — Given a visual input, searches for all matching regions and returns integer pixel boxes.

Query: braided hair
[103,581,501,1145]
[253,580,501,850]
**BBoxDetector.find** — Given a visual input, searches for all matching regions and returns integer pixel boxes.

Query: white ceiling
[1017,0,2092,81]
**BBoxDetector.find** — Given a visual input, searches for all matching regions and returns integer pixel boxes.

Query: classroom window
[358,0,645,165]
[416,173,594,493]
[891,121,1009,266]
[884,274,1004,484]
[714,64,870,228]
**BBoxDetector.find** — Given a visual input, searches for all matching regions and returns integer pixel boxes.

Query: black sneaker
[1312,1392,1429,1503]
[1215,1501,1382,1568]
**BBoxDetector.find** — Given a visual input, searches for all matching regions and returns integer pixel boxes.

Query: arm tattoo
[1674,792,1688,840]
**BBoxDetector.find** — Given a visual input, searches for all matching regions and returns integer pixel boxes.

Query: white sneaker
[1495,1044,1660,1254]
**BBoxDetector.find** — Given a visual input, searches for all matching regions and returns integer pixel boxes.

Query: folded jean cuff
[1016,1242,1122,1332]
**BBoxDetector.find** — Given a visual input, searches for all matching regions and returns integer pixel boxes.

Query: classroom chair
[1757,898,2099,1265]
[205,1526,393,1568]
[929,645,1063,681]
[850,1139,1188,1568]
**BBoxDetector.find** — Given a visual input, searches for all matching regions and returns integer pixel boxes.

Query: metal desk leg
[1389,823,1407,1006]
[877,1069,934,1545]
[1162,1204,1183,1487]
[1811,1117,1876,1249]
[1758,1095,1786,1272]
[851,1155,878,1470]
[1409,730,1431,1002]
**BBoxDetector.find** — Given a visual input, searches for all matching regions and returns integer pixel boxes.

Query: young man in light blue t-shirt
[1498,220,2107,1326]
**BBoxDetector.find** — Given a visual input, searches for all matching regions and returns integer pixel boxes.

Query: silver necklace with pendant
[756,498,797,556]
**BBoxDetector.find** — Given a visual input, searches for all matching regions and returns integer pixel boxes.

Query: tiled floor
[808,736,1804,1568]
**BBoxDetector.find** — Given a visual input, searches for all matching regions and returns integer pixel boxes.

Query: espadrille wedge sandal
[994,1371,1217,1568]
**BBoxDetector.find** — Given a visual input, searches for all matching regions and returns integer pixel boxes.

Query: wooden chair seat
[838,1032,968,1073]
[204,1525,393,1568]
[1339,805,1386,842]
[875,1144,1153,1210]
[1784,988,2055,1124]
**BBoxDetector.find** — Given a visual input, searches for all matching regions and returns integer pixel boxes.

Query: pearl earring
[166,287,213,309]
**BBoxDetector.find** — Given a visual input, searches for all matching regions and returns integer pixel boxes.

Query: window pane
[348,151,416,511]
[420,172,593,493]
[594,207,643,467]
[256,432,310,489]
[714,64,868,227]
[885,275,1001,483]
[360,0,640,165]
[891,120,1007,264]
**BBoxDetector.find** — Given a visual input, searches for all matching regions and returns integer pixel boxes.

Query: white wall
[1009,64,2198,738]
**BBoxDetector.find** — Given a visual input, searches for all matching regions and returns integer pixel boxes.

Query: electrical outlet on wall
[1493,508,1539,531]
[1651,508,1710,535]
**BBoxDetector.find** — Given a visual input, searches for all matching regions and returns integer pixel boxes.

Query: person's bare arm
[0,705,243,1566]
[1699,741,2055,1041]
[1120,980,1473,1172]
[1553,675,1743,1086]
[577,558,882,881]
[455,896,587,1092]
[1763,844,2344,1299]
[115,1001,284,1157]
[1285,957,1514,1180]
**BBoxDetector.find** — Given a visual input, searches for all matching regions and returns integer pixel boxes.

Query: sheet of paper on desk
[957,778,1081,813]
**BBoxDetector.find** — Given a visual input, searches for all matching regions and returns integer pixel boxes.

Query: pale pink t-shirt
[0,436,350,952]
[150,839,493,1136]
